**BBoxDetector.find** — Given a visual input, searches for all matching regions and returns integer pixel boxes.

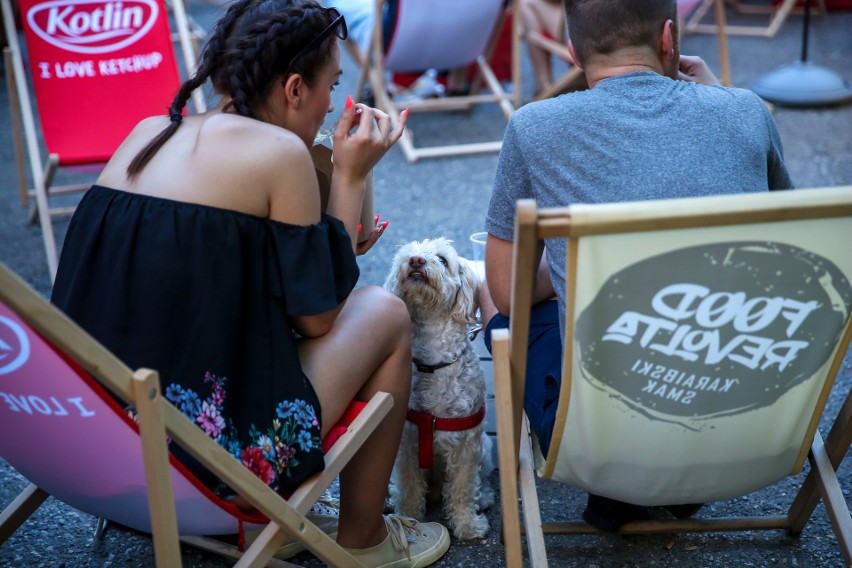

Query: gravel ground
[1,2,851,567]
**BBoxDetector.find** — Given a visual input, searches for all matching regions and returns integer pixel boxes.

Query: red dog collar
[405,405,486,469]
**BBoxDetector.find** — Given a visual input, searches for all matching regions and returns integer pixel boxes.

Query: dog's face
[384,237,480,325]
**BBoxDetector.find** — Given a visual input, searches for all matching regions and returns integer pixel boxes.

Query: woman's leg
[298,285,412,549]
[520,0,567,94]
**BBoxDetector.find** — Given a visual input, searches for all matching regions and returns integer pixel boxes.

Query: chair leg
[808,431,852,566]
[493,335,524,568]
[132,369,183,568]
[789,382,852,537]
[179,535,297,568]
[0,483,49,544]
[712,0,732,86]
[3,47,28,208]
[518,419,549,568]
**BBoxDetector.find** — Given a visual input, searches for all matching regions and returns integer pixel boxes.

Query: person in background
[481,0,793,533]
[520,0,571,97]
[50,1,450,566]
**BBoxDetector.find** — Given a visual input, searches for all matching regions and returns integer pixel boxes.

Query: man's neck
[581,48,671,88]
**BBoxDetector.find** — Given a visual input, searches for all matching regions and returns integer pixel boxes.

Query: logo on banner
[575,242,852,429]
[0,315,31,376]
[27,0,159,54]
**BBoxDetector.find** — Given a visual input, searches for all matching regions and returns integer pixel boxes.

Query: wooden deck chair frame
[1,0,206,281]
[526,0,731,102]
[493,187,852,568]
[347,0,521,163]
[522,23,584,103]
[0,262,393,567]
[686,0,826,38]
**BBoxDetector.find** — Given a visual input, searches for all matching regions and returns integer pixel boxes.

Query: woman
[50,1,450,566]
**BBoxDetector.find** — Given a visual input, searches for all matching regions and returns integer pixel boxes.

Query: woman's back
[97,111,319,224]
[52,183,359,495]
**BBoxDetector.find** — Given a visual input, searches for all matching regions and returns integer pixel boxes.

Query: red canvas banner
[20,0,181,164]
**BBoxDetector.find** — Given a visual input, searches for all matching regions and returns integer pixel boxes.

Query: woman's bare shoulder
[197,114,321,222]
[201,113,305,156]
[102,112,320,221]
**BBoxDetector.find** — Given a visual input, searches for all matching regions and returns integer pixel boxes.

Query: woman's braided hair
[127,0,338,178]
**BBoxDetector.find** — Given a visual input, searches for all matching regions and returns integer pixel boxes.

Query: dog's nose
[409,256,426,268]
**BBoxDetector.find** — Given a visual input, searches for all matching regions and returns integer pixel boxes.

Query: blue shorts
[484,300,561,455]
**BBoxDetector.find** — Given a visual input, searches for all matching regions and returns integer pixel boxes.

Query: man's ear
[282,73,302,109]
[660,19,676,62]
[568,39,583,70]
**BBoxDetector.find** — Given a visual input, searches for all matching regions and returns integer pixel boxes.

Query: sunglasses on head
[286,7,347,71]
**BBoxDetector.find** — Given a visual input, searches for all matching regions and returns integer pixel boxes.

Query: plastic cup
[469,231,487,281]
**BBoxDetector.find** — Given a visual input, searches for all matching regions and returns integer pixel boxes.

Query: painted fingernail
[357,223,362,234]
[345,96,354,110]
[374,213,380,224]
[382,220,390,230]
[403,108,409,117]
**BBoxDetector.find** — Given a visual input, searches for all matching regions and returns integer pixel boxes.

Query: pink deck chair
[1,0,205,280]
[0,262,393,567]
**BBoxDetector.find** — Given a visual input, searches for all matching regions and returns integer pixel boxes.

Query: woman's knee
[351,286,411,336]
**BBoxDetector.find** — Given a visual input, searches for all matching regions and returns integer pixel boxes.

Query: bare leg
[298,285,412,549]
[520,0,567,94]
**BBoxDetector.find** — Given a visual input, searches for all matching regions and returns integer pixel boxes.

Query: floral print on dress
[165,371,322,491]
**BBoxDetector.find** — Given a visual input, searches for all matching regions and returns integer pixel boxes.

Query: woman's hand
[327,96,407,252]
[677,55,721,86]
[331,97,408,184]
[355,216,390,256]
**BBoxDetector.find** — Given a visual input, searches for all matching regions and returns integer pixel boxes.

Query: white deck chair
[348,0,521,162]
[494,187,852,567]
[2,0,206,281]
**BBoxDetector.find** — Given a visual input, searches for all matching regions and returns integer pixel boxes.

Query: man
[481,0,793,532]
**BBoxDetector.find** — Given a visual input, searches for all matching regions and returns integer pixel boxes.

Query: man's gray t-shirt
[485,71,794,332]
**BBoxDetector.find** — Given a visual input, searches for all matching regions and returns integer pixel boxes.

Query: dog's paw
[449,512,490,540]
[393,499,426,520]
[478,481,496,511]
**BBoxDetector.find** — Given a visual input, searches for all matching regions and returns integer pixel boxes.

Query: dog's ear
[453,259,481,325]
[384,250,403,297]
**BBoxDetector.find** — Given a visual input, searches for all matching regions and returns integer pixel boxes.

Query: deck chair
[493,187,852,567]
[1,0,206,281]
[0,261,393,567]
[348,0,521,162]
[685,0,827,38]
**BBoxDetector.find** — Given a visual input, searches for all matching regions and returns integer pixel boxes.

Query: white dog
[384,237,495,540]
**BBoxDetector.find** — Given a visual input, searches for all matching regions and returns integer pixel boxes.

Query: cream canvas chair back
[0,262,392,567]
[351,0,520,162]
[1,0,205,280]
[494,187,852,567]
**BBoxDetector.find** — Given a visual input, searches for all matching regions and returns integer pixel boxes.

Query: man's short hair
[566,0,677,64]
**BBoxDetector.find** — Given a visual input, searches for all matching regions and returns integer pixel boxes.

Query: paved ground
[1,2,851,567]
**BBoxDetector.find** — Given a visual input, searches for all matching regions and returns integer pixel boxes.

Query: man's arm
[485,234,555,317]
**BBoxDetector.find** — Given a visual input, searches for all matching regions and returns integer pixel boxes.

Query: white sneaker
[346,515,450,568]
[244,494,339,559]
